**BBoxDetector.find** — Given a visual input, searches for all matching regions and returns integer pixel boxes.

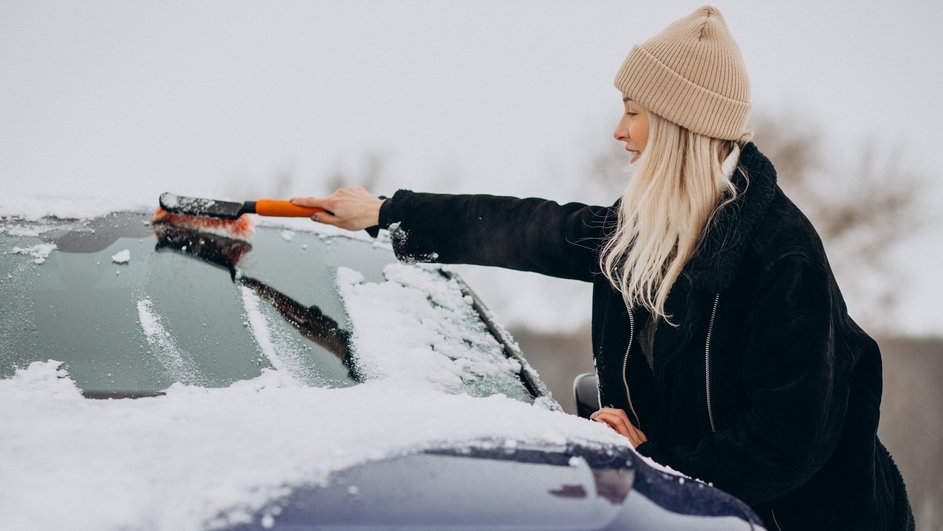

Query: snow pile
[10,243,57,264]
[111,249,130,264]
[337,264,528,399]
[279,229,294,241]
[0,361,630,531]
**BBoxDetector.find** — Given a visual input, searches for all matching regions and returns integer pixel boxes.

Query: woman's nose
[613,116,629,141]
[613,124,626,141]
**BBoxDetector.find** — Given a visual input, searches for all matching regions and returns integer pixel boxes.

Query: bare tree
[325,152,387,193]
[749,112,925,331]
[226,152,389,201]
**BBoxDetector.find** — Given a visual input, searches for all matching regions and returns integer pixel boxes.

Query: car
[0,205,765,530]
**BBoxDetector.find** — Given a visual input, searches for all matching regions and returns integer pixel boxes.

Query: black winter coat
[374,142,913,530]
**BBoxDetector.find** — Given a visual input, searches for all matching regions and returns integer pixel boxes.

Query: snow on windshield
[240,286,308,384]
[336,263,531,401]
[10,243,57,264]
[0,360,631,531]
[136,297,205,386]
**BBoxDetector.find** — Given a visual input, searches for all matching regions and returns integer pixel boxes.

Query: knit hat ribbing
[614,5,751,141]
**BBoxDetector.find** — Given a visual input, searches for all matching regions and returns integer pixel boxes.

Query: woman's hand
[590,407,648,448]
[290,187,384,231]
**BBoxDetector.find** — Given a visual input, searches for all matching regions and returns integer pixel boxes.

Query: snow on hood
[0,360,631,531]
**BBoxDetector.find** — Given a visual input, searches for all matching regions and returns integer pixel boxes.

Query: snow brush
[153,192,326,239]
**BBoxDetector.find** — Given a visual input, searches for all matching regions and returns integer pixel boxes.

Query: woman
[291,6,913,530]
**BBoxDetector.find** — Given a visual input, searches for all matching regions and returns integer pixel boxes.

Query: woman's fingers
[590,408,648,448]
[590,407,632,430]
[591,411,632,437]
[290,196,331,210]
[290,188,384,231]
[627,423,648,447]
[310,211,340,226]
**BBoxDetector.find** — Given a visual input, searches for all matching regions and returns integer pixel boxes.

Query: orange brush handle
[255,199,326,217]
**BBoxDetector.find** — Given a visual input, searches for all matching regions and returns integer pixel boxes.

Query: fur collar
[684,142,779,292]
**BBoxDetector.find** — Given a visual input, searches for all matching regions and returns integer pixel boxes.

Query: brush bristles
[151,208,255,239]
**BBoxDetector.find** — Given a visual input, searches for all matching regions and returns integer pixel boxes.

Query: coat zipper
[592,357,603,411]
[705,292,771,530]
[624,293,720,435]
[705,293,721,433]
[622,308,641,429]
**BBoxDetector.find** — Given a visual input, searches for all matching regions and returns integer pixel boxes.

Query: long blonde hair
[600,112,742,322]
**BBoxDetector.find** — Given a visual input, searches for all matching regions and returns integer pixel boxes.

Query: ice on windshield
[337,263,531,401]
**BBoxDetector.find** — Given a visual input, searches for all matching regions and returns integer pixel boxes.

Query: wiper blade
[81,390,167,400]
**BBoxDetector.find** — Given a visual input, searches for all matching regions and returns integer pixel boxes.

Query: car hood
[229,443,762,531]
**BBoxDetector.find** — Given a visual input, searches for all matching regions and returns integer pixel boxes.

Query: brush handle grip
[255,199,326,217]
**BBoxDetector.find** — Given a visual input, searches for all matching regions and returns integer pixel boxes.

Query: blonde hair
[600,112,742,322]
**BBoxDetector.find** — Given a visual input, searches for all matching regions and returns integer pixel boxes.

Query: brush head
[152,218,254,277]
[151,207,255,239]
[159,192,248,220]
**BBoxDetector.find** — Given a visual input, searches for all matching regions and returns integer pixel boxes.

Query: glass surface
[0,212,534,402]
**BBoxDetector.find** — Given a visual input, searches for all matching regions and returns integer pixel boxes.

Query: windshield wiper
[152,221,360,381]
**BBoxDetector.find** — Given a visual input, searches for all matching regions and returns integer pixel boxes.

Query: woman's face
[613,98,649,164]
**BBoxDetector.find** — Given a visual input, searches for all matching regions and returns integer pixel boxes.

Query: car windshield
[0,212,534,402]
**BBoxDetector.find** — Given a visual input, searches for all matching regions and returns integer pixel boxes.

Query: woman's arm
[635,255,852,505]
[293,187,616,282]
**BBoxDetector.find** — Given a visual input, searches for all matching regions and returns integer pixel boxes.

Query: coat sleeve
[635,254,852,505]
[377,189,616,282]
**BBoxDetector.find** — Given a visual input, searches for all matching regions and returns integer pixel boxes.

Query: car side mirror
[573,372,600,419]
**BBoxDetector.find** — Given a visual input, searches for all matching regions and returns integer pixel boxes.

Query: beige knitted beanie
[614,5,750,140]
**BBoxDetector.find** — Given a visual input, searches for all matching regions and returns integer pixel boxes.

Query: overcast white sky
[2,0,941,335]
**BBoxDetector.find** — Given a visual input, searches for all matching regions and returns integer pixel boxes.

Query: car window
[0,212,535,403]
